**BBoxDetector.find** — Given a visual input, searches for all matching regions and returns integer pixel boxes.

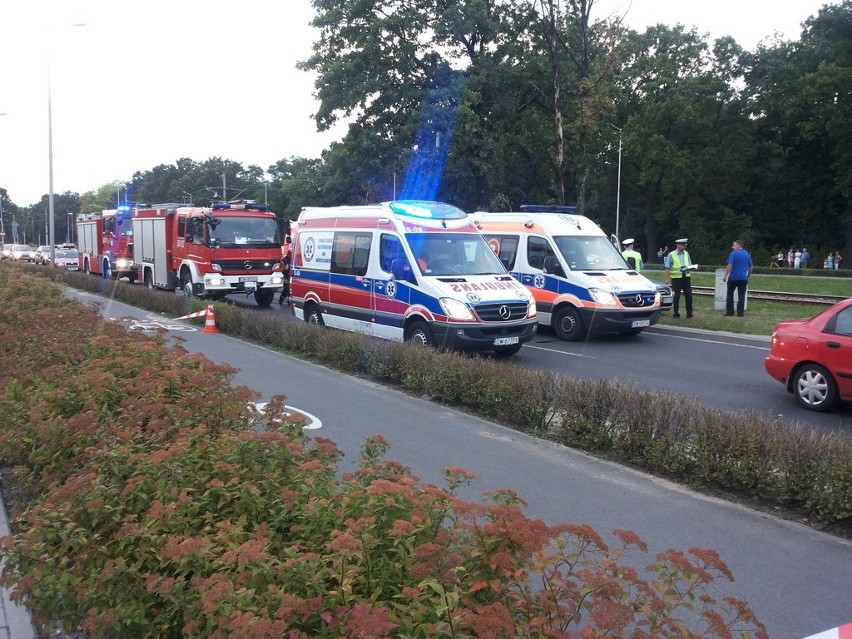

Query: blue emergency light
[389,200,466,220]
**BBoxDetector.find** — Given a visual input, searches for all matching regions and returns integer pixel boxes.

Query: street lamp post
[48,23,85,268]
[611,124,623,241]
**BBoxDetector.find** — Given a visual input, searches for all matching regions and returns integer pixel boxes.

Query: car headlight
[528,299,537,317]
[589,287,618,305]
[439,297,474,320]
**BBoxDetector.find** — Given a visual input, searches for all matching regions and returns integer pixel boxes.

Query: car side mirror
[543,256,565,277]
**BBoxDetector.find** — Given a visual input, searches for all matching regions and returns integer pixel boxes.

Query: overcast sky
[0,0,834,207]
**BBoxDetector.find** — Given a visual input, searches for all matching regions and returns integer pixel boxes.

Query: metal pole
[616,131,622,240]
[48,60,56,267]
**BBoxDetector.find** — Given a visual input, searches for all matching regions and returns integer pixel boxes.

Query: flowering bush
[0,266,768,637]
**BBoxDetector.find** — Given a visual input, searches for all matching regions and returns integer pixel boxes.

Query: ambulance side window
[527,236,557,270]
[484,234,518,271]
[331,232,372,277]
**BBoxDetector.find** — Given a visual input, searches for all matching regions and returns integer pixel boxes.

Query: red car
[764,298,852,412]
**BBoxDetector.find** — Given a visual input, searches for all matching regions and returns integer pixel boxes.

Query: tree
[745,1,852,263]
[613,25,754,260]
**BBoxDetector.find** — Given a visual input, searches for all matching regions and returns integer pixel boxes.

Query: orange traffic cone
[202,304,220,334]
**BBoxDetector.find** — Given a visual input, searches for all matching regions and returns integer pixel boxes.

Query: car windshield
[553,236,629,271]
[207,216,282,248]
[56,250,78,258]
[405,232,507,276]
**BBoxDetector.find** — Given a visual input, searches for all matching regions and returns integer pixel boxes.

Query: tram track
[692,286,847,305]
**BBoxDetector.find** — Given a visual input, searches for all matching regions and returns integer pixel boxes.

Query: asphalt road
[251,294,852,431]
[70,290,852,639]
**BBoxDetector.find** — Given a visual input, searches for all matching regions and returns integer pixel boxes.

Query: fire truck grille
[617,292,657,308]
[215,260,276,273]
[474,302,529,322]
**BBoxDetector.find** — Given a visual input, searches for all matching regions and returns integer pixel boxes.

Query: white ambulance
[470,205,661,341]
[289,200,538,356]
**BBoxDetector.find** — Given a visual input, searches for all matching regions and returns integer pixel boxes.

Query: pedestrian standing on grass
[794,249,801,269]
[664,238,694,319]
[722,239,753,317]
[835,252,843,270]
[800,248,810,269]
[827,253,835,269]
[787,248,794,268]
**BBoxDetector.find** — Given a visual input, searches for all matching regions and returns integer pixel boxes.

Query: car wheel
[793,364,838,412]
[406,320,433,347]
[305,305,324,326]
[554,306,586,341]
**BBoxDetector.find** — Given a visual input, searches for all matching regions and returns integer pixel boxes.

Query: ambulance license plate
[631,319,650,328]
[239,276,258,282]
[493,336,519,346]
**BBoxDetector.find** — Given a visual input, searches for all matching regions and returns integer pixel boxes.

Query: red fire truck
[76,206,137,281]
[131,201,286,306]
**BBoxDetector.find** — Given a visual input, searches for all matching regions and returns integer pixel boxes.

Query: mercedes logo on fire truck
[244,261,253,270]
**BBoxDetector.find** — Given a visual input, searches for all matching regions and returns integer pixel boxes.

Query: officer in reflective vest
[664,238,693,318]
[621,238,643,271]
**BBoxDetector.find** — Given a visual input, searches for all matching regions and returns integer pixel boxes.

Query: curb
[0,491,36,639]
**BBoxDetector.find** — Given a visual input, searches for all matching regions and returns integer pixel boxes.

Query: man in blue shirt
[722,239,753,317]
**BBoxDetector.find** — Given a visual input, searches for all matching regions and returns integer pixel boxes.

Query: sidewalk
[0,490,37,639]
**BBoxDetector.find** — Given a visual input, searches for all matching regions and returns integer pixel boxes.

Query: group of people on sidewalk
[623,237,754,319]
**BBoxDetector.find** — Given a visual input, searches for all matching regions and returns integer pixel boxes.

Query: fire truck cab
[132,201,286,306]
[76,206,137,281]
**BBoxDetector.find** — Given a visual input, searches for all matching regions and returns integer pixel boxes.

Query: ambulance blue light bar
[388,200,466,220]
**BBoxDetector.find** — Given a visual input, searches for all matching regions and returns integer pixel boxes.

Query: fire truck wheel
[84,259,91,275]
[406,320,433,347]
[255,289,275,307]
[305,305,324,326]
[182,275,195,298]
[554,306,586,342]
[144,270,154,289]
[128,272,138,284]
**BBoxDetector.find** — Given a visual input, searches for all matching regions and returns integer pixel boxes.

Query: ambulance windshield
[207,216,282,248]
[406,232,506,276]
[553,236,628,271]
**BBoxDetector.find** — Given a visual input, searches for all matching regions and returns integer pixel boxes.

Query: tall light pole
[47,23,85,268]
[611,124,623,240]
[0,114,6,244]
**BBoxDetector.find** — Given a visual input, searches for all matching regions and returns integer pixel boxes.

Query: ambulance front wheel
[406,321,433,347]
[554,306,586,342]
[305,305,324,326]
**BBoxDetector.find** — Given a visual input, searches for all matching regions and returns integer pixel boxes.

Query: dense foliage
[0,267,771,638]
[1,1,848,266]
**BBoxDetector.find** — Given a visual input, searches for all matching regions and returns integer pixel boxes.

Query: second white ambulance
[470,205,661,341]
[289,200,538,356]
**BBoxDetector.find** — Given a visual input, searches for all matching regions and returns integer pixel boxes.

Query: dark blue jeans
[726,280,748,316]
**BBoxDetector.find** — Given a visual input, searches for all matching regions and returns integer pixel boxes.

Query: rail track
[692,287,848,305]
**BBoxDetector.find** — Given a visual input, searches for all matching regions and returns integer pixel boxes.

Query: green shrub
[0,265,770,638]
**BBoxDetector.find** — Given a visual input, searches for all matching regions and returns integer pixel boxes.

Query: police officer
[621,238,643,271]
[664,238,693,318]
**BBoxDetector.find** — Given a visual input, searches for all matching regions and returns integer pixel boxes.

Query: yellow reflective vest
[669,251,692,278]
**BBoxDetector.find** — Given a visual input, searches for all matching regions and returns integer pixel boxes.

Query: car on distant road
[8,244,36,262]
[34,245,52,265]
[764,298,852,412]
[52,247,80,270]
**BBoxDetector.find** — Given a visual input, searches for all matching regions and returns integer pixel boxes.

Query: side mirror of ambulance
[391,258,416,284]
[543,256,566,278]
